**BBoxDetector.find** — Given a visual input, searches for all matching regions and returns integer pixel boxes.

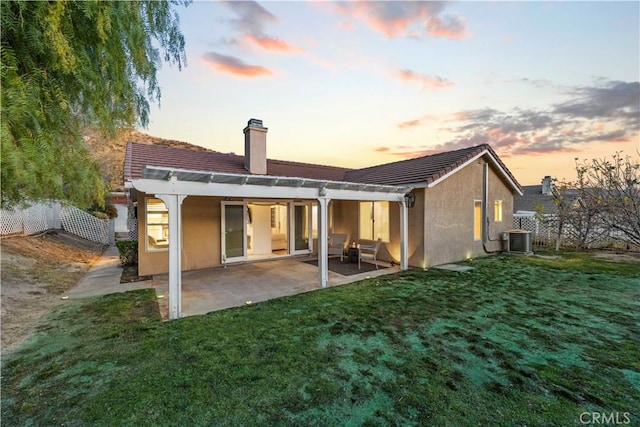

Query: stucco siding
[423,160,514,267]
[332,196,424,267]
[138,193,223,276]
[181,196,221,271]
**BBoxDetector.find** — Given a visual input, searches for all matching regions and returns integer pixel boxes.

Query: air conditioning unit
[507,230,533,254]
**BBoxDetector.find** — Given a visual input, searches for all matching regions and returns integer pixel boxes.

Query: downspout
[482,162,501,254]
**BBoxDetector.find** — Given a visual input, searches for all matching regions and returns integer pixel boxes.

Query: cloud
[424,14,467,39]
[243,34,301,53]
[390,79,639,157]
[395,69,454,90]
[333,1,466,39]
[201,52,273,77]
[397,114,438,129]
[224,1,276,34]
[222,0,303,54]
[553,81,640,125]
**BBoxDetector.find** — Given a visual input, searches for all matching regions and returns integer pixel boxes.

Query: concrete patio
[68,247,399,320]
[151,256,399,319]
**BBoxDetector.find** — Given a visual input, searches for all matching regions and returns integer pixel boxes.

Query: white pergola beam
[131,178,406,202]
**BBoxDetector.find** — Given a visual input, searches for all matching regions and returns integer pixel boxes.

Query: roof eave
[425,149,523,196]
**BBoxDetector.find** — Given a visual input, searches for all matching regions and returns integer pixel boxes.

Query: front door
[221,201,246,264]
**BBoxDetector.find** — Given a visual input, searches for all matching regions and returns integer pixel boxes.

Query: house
[124,119,523,319]
[514,176,557,215]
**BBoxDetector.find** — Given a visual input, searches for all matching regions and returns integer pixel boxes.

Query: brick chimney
[541,175,553,195]
[243,118,267,175]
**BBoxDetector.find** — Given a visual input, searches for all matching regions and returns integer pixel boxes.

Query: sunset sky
[142,1,640,185]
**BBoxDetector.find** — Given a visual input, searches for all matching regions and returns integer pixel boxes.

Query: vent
[508,230,533,254]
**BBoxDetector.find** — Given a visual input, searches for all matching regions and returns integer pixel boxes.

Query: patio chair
[328,233,348,262]
[359,238,382,270]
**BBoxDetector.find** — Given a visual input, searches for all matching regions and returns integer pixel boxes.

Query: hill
[83,128,214,191]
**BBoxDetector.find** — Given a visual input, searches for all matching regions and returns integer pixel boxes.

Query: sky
[142,1,640,185]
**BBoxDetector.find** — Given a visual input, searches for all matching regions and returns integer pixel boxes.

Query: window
[311,202,332,238]
[146,198,169,251]
[474,200,482,241]
[494,200,503,222]
[311,204,318,238]
[359,201,390,241]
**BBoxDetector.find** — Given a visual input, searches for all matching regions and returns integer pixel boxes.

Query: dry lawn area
[1,231,104,355]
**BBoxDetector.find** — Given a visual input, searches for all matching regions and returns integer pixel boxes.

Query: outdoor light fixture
[404,192,416,208]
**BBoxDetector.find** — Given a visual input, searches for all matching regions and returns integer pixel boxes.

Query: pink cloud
[395,69,454,90]
[337,21,356,31]
[397,114,438,129]
[333,2,466,40]
[424,15,467,40]
[243,34,303,53]
[201,52,273,77]
[398,119,423,129]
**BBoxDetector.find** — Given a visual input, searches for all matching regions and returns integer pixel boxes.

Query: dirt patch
[1,231,105,355]
[120,264,152,283]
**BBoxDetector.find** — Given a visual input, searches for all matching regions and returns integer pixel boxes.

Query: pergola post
[317,196,330,288]
[156,192,187,320]
[400,199,409,270]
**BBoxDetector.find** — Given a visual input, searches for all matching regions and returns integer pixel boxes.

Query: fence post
[108,219,116,245]
[52,201,62,230]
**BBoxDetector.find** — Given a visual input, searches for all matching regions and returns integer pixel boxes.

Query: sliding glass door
[292,202,312,254]
[221,201,246,263]
[222,200,313,262]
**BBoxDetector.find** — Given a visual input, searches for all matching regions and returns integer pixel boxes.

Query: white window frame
[494,200,503,222]
[146,197,169,252]
[473,200,482,241]
[359,201,390,242]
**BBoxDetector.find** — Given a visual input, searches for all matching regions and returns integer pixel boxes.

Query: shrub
[91,211,110,220]
[116,240,138,266]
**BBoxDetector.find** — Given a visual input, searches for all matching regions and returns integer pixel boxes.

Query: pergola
[130,165,413,319]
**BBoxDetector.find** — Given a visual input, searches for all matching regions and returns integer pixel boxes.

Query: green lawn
[2,252,639,426]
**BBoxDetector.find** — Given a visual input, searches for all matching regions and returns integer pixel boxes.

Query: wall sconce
[404,193,416,208]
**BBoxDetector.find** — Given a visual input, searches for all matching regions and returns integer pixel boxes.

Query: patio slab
[151,257,398,319]
[68,249,399,320]
[433,263,474,273]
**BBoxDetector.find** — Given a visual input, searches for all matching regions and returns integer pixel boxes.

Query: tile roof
[514,185,580,214]
[344,144,522,193]
[124,141,522,193]
[514,185,557,213]
[345,145,483,185]
[124,142,351,182]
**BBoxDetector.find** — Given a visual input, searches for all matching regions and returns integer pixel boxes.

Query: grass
[2,252,639,426]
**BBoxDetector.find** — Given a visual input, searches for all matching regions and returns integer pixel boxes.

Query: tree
[553,154,640,250]
[1,0,188,208]
[553,172,603,250]
[577,153,640,247]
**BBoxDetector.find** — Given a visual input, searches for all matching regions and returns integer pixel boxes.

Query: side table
[347,247,359,263]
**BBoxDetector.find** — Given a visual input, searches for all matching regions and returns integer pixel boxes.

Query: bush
[116,240,138,266]
[91,211,109,220]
